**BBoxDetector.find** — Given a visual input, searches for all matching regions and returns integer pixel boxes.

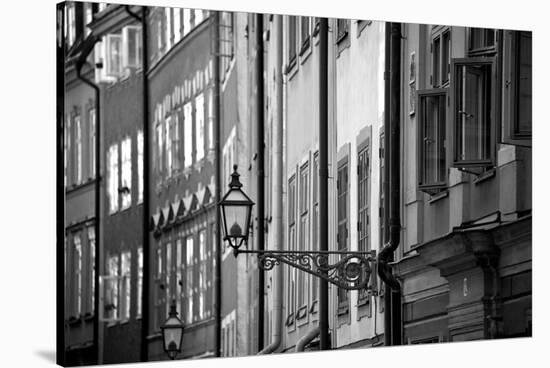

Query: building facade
[63,2,101,365]
[393,24,532,343]
[146,6,218,360]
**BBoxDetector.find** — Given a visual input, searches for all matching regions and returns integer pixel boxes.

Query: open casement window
[418,89,448,194]
[122,26,142,70]
[451,57,496,169]
[502,30,532,146]
[120,137,132,209]
[107,144,119,213]
[105,33,123,78]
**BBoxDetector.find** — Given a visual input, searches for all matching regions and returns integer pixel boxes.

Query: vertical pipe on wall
[258,14,283,355]
[255,12,266,352]
[212,10,222,358]
[140,6,150,362]
[318,17,330,351]
[378,21,402,347]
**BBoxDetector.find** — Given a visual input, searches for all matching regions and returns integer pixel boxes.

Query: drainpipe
[258,14,283,355]
[137,6,151,362]
[212,11,222,358]
[318,17,330,351]
[377,22,402,346]
[256,12,266,352]
[74,35,100,364]
[295,327,320,352]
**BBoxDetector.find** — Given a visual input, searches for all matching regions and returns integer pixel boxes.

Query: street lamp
[219,165,255,252]
[218,166,376,291]
[161,300,184,360]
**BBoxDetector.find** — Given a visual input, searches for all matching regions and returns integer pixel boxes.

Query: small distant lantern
[219,165,255,251]
[161,300,184,360]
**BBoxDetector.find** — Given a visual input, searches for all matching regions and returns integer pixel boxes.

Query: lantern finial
[229,165,243,189]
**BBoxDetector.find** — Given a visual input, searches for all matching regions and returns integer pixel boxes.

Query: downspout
[318,17,330,351]
[256,13,266,352]
[75,36,100,364]
[377,22,402,346]
[295,327,320,352]
[212,11,222,358]
[258,14,283,355]
[137,6,151,362]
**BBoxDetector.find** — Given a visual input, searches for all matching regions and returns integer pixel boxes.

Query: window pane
[421,93,446,186]
[517,32,532,135]
[455,63,491,163]
[196,93,205,161]
[288,16,297,61]
[442,32,450,84]
[433,36,440,87]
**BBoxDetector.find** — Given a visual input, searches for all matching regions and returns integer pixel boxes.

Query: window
[107,144,119,213]
[300,17,310,53]
[357,142,371,301]
[432,28,451,87]
[137,130,144,203]
[336,19,350,43]
[468,28,497,56]
[156,12,164,54]
[65,115,71,187]
[84,3,92,36]
[87,227,96,314]
[172,111,181,173]
[337,160,349,313]
[288,16,297,67]
[176,239,183,317]
[123,26,142,69]
[106,33,123,77]
[184,102,193,168]
[418,89,447,192]
[199,230,207,319]
[502,30,532,145]
[311,153,319,304]
[75,114,82,184]
[452,58,496,168]
[165,116,172,177]
[165,8,173,50]
[105,254,120,321]
[221,311,237,357]
[120,137,132,209]
[195,93,205,161]
[89,108,96,178]
[174,9,182,43]
[287,175,297,326]
[220,12,235,81]
[186,237,194,324]
[165,243,172,316]
[195,8,204,25]
[155,111,164,177]
[297,163,309,313]
[121,251,131,321]
[183,9,191,37]
[208,89,215,151]
[73,234,83,317]
[67,3,75,46]
[137,247,143,318]
[154,244,164,331]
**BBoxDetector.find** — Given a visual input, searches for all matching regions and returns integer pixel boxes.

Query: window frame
[417,88,449,193]
[287,16,298,72]
[120,137,132,210]
[468,28,497,57]
[431,27,451,88]
[299,16,311,56]
[107,143,119,214]
[501,30,532,146]
[286,174,297,329]
[450,57,497,169]
[357,136,371,303]
[296,161,310,322]
[336,155,350,315]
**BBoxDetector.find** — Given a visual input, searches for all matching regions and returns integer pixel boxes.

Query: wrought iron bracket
[235,248,377,291]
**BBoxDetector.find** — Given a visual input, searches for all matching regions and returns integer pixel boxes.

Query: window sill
[296,305,308,321]
[83,313,94,321]
[337,304,349,316]
[473,168,496,185]
[428,190,449,204]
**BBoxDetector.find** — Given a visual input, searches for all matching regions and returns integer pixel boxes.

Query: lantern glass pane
[163,324,183,351]
[224,204,249,238]
[225,189,249,202]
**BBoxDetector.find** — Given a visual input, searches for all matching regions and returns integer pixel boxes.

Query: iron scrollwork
[237,249,377,290]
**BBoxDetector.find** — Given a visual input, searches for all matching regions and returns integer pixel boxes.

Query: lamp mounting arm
[235,249,377,291]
